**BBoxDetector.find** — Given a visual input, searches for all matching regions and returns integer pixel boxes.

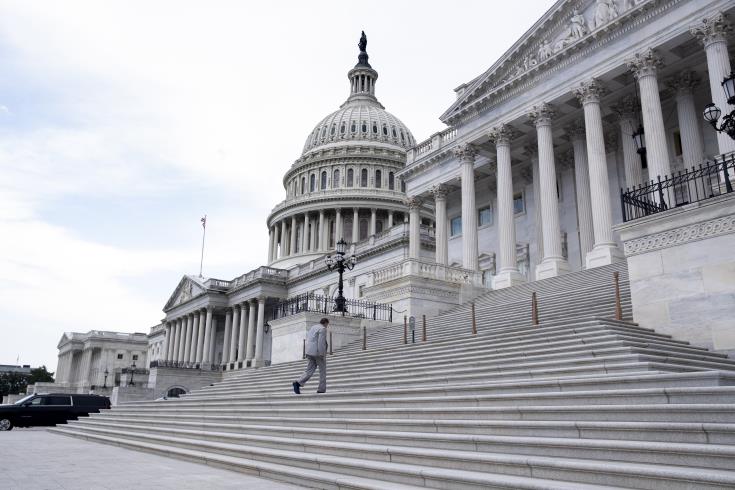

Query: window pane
[347,169,353,187]
[513,193,524,214]
[479,207,492,226]
[450,217,462,236]
[375,170,382,188]
[389,172,395,190]
[361,169,368,187]
[333,170,340,188]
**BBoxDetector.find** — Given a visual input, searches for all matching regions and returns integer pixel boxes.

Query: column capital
[690,12,732,48]
[527,103,555,127]
[487,124,518,146]
[627,48,663,79]
[430,183,449,200]
[453,143,477,162]
[404,196,423,210]
[574,79,608,105]
[611,94,640,121]
[563,120,586,142]
[665,70,701,96]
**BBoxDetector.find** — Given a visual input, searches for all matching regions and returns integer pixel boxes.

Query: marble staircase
[51,263,735,489]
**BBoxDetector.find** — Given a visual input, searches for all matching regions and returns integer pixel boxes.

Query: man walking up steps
[293,317,329,394]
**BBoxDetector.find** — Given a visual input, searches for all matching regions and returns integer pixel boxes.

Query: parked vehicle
[0,393,110,431]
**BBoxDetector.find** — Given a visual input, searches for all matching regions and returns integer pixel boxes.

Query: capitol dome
[266,32,421,269]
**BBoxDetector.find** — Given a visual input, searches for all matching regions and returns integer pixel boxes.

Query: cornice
[268,192,409,225]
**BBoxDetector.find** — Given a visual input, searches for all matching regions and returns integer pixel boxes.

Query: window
[450,216,462,237]
[132,354,138,361]
[383,125,388,136]
[321,171,327,190]
[673,129,683,157]
[361,168,368,187]
[321,126,326,138]
[330,124,335,136]
[45,396,71,406]
[347,169,354,187]
[375,170,382,188]
[400,131,405,142]
[376,220,384,233]
[513,192,525,215]
[359,219,369,240]
[479,206,492,227]
[358,285,365,298]
[340,123,346,134]
[389,172,395,190]
[372,123,378,134]
[301,177,306,194]
[351,121,356,133]
[392,127,397,138]
[401,180,406,193]
[310,174,316,192]
[333,169,340,188]
[117,354,123,360]
[361,121,367,133]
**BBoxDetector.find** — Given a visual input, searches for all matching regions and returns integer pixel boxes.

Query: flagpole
[199,215,207,278]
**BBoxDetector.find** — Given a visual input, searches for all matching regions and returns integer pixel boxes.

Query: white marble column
[302,214,310,253]
[667,71,705,169]
[280,220,288,257]
[628,49,671,180]
[335,209,343,242]
[454,143,479,271]
[431,184,449,266]
[370,208,377,236]
[185,314,195,364]
[566,122,595,262]
[310,216,317,251]
[529,103,570,279]
[176,317,187,363]
[267,228,274,263]
[525,144,544,262]
[388,211,394,229]
[78,348,93,388]
[171,319,180,363]
[406,197,422,259]
[222,309,232,366]
[575,80,624,268]
[613,95,645,188]
[163,323,172,362]
[691,13,735,156]
[208,316,218,363]
[253,297,266,366]
[352,208,359,243]
[201,307,214,364]
[190,312,200,363]
[228,306,240,364]
[237,302,248,364]
[272,225,280,262]
[195,310,205,363]
[289,216,297,256]
[245,299,257,362]
[318,210,326,251]
[489,124,525,288]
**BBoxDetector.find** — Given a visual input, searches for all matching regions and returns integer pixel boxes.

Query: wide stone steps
[51,423,735,490]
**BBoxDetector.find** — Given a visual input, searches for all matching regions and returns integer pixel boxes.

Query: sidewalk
[0,428,304,490]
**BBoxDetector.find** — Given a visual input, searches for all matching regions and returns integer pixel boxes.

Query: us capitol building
[48,0,735,400]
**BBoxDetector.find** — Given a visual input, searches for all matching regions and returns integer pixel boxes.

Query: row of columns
[162,297,267,368]
[268,207,398,262]
[405,16,733,282]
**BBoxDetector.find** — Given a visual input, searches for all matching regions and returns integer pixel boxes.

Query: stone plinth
[147,367,222,400]
[110,386,155,406]
[614,193,735,356]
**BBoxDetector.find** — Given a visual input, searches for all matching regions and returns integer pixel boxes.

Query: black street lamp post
[703,72,735,141]
[325,239,357,314]
[129,362,136,387]
[103,369,109,389]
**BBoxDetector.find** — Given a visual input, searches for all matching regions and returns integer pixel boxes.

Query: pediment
[163,275,206,311]
[441,0,652,124]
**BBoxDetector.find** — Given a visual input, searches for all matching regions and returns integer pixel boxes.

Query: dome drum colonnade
[402,8,732,286]
[266,32,416,266]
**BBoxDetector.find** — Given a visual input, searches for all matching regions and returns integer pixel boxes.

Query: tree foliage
[0,372,28,398]
[29,365,55,384]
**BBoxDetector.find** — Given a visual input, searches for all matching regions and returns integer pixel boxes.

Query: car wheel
[0,418,13,431]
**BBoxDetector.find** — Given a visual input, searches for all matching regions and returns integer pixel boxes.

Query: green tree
[0,372,29,398]
[29,365,54,384]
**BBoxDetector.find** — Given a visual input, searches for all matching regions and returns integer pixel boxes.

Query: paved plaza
[0,428,304,490]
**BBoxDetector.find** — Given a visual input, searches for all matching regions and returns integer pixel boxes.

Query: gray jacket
[304,323,327,357]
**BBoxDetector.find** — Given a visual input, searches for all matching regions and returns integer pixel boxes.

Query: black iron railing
[621,154,734,222]
[149,360,221,371]
[271,293,393,322]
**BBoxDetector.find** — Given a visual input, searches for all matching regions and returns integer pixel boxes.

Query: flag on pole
[201,215,207,228]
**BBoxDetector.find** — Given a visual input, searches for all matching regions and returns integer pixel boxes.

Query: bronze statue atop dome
[358,31,367,53]
[356,31,371,68]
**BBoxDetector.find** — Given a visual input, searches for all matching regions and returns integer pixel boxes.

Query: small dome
[302,103,415,155]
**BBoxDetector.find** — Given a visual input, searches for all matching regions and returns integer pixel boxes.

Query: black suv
[0,393,110,431]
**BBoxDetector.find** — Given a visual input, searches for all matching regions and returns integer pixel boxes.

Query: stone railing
[406,127,458,165]
[230,266,289,290]
[371,259,483,287]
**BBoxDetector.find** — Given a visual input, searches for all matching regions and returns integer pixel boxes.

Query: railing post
[620,188,626,223]
[422,315,427,342]
[403,315,408,344]
[613,271,623,321]
[471,302,477,335]
[723,155,733,193]
[302,339,306,359]
[373,304,377,320]
[531,292,539,326]
[362,326,367,351]
[329,331,333,355]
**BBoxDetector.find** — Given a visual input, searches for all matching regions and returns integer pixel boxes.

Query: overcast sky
[0,0,556,371]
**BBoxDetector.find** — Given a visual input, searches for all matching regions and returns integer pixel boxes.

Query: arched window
[310,174,316,192]
[361,121,367,133]
[401,179,406,192]
[340,123,346,134]
[372,123,378,134]
[388,172,395,190]
[361,168,368,187]
[321,171,327,190]
[351,121,356,133]
[382,125,388,136]
[346,168,354,187]
[301,177,306,194]
[359,219,369,240]
[375,170,382,188]
[392,127,397,138]
[321,126,327,138]
[400,130,405,142]
[333,169,340,188]
[330,124,335,136]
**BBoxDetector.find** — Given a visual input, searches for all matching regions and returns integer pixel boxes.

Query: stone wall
[614,193,735,356]
[147,367,222,399]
